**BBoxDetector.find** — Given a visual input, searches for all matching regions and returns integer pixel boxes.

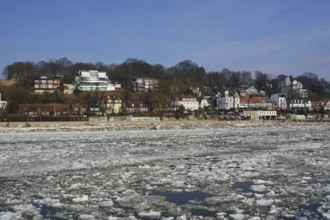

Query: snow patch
[72,195,89,202]
[251,184,267,192]
[0,212,22,220]
[256,199,274,206]
[138,210,161,218]
[230,213,245,220]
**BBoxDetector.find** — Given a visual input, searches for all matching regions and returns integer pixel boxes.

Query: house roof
[240,98,249,104]
[250,96,272,103]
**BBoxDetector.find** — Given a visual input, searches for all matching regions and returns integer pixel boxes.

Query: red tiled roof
[240,98,249,104]
[250,96,272,103]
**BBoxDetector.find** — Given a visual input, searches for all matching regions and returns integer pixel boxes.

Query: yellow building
[106,97,122,114]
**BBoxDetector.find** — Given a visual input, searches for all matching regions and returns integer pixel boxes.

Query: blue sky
[1,0,330,80]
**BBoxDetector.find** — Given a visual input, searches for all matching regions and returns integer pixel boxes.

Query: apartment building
[75,70,121,91]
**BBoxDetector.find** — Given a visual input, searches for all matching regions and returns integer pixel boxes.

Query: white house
[217,91,240,110]
[172,96,199,111]
[280,77,308,99]
[0,93,7,110]
[243,110,277,120]
[132,77,158,92]
[75,70,121,91]
[290,99,312,110]
[200,98,210,109]
[270,94,287,109]
[292,80,308,99]
[190,87,202,97]
[245,86,259,97]
[63,84,75,94]
[325,101,330,111]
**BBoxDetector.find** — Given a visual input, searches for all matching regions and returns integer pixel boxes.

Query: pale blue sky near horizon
[1,0,330,80]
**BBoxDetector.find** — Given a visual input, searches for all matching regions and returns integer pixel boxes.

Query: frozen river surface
[0,123,330,219]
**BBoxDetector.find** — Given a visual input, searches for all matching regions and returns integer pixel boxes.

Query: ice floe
[0,123,329,219]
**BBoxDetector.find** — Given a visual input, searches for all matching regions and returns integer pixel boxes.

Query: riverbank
[0,119,327,133]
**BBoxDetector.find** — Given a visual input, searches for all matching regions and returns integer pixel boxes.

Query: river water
[0,123,329,219]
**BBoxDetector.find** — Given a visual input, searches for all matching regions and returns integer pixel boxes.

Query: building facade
[280,77,308,99]
[270,94,287,109]
[33,76,61,93]
[0,93,7,110]
[19,104,83,116]
[200,98,210,109]
[124,100,149,113]
[249,96,273,109]
[172,96,199,111]
[131,77,159,92]
[243,110,277,120]
[325,101,330,111]
[245,86,260,97]
[290,99,312,110]
[106,97,122,114]
[75,70,121,91]
[217,91,240,110]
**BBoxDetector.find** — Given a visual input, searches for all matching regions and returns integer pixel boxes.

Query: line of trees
[1,57,330,107]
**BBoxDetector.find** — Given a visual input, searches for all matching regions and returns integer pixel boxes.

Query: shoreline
[0,119,327,133]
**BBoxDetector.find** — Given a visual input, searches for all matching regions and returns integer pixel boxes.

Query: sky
[1,0,330,80]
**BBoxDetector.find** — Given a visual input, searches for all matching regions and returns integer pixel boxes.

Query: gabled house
[200,98,210,109]
[217,91,240,110]
[237,86,247,98]
[245,86,260,97]
[105,96,122,114]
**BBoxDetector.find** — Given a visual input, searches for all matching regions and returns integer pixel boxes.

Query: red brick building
[19,104,83,116]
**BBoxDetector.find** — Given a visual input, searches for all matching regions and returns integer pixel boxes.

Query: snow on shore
[0,120,324,133]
